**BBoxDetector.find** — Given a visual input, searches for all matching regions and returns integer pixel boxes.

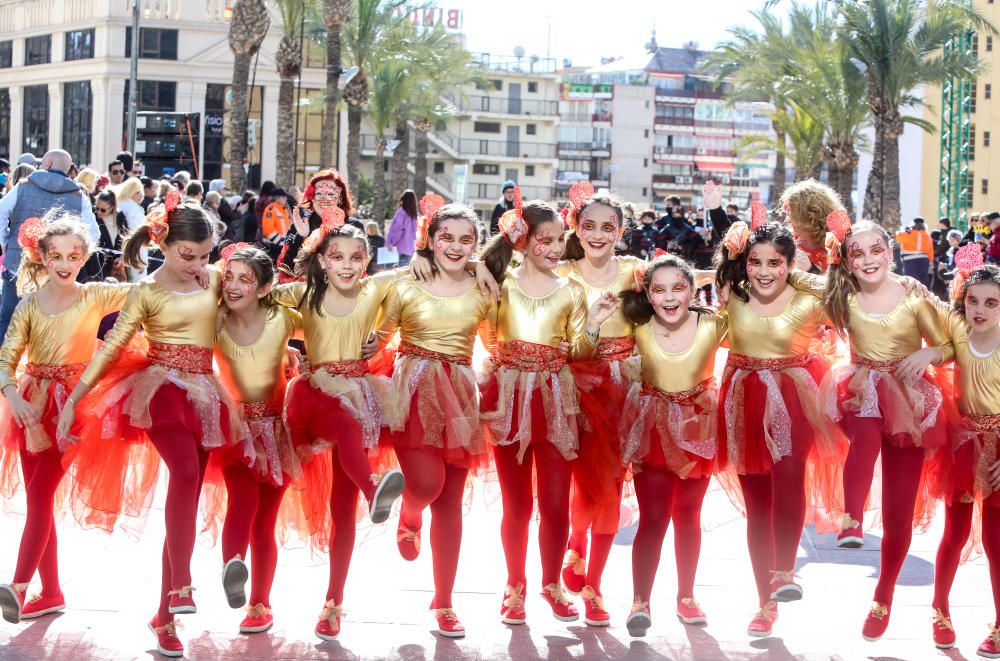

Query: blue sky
[443,0,789,68]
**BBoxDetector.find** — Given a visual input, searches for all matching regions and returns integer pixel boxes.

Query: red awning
[695,161,735,173]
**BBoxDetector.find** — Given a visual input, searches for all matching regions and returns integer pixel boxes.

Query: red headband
[824,209,852,266]
[18,217,47,263]
[145,189,181,243]
[631,248,669,292]
[414,193,446,251]
[565,181,596,230]
[498,186,528,249]
[952,243,986,301]
[220,241,252,272]
[301,207,347,255]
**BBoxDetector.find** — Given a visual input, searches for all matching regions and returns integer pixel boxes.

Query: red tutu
[480,341,582,463]
[934,414,1000,509]
[385,342,489,472]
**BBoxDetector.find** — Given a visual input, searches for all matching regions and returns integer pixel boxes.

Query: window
[25,35,51,65]
[123,80,177,112]
[972,83,978,113]
[472,163,499,175]
[643,158,648,167]
[989,36,994,52]
[481,79,502,91]
[473,121,501,133]
[987,83,993,100]
[644,129,649,138]
[642,187,648,197]
[125,27,178,60]
[0,89,9,160]
[528,82,538,93]
[526,123,536,135]
[525,165,535,176]
[62,81,92,164]
[433,161,445,174]
[986,130,991,147]
[984,179,990,195]
[22,85,48,154]
[65,29,94,60]
[0,41,11,68]
[203,83,226,180]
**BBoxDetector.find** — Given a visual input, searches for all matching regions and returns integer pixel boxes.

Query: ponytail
[122,225,154,269]
[824,260,856,335]
[478,200,558,284]
[124,202,215,269]
[480,233,515,284]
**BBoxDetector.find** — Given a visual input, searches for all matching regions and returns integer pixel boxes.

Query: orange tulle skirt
[620,378,717,479]
[384,342,488,472]
[933,413,1000,508]
[283,362,391,550]
[480,341,581,464]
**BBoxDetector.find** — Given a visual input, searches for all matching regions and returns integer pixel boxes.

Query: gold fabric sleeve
[846,292,952,362]
[947,313,1000,414]
[634,313,726,392]
[0,301,29,391]
[725,290,826,358]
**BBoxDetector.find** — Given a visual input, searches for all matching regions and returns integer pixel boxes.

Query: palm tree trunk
[276,75,296,188]
[881,111,903,232]
[414,128,429,198]
[228,52,252,193]
[864,123,885,226]
[321,24,341,167]
[391,120,409,200]
[772,125,787,203]
[373,140,387,224]
[347,105,362,202]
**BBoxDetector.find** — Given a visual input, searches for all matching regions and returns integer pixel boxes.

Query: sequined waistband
[596,336,635,362]
[726,353,812,372]
[851,354,902,372]
[241,400,280,419]
[148,342,213,374]
[642,377,714,405]
[962,412,1000,433]
[24,362,86,382]
[398,340,472,366]
[495,341,567,373]
[315,360,369,378]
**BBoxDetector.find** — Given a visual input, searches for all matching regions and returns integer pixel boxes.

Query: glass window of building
[62,81,92,165]
[0,41,11,69]
[0,89,10,158]
[125,27,178,60]
[25,35,51,66]
[65,29,95,61]
[22,84,49,154]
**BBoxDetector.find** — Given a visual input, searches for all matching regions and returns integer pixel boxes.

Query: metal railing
[468,52,559,74]
[654,116,695,126]
[654,146,697,156]
[469,183,555,200]
[457,139,556,158]
[444,93,558,116]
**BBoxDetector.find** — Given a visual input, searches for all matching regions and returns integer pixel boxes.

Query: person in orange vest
[895,217,934,287]
[261,188,291,259]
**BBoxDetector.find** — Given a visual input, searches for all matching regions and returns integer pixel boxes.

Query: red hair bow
[951,243,986,301]
[750,201,768,230]
[18,217,47,263]
[499,186,528,250]
[632,248,669,292]
[220,241,251,272]
[723,221,751,258]
[565,181,596,230]
[414,194,446,250]
[824,209,852,266]
[145,189,181,243]
[302,207,347,255]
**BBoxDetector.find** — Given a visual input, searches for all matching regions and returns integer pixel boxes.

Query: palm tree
[838,0,994,230]
[227,0,271,193]
[702,10,794,202]
[739,99,825,183]
[368,58,409,223]
[320,0,351,167]
[274,0,310,188]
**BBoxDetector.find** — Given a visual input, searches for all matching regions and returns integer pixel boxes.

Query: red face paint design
[532,231,552,257]
[776,266,786,279]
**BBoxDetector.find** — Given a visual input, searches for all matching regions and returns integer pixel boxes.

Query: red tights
[566,491,616,593]
[326,444,362,605]
[395,446,468,609]
[631,469,710,604]
[738,456,809,607]
[934,502,1000,625]
[221,466,288,607]
[842,418,895,529]
[151,424,209,622]
[493,441,572,588]
[11,445,65,595]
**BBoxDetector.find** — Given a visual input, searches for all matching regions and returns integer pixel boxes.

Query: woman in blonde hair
[114,178,149,280]
[779,179,845,274]
[74,168,100,200]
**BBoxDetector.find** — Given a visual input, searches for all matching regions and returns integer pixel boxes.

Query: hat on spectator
[209,179,227,193]
[502,180,516,192]
[16,153,37,166]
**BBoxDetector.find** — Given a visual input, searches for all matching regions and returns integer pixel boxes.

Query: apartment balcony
[561,112,592,123]
[694,119,735,131]
[592,111,612,123]
[654,116,695,127]
[468,183,555,201]
[558,142,611,157]
[734,121,772,133]
[444,93,559,117]
[653,174,694,185]
[457,138,556,159]
[653,146,697,158]
[556,170,610,186]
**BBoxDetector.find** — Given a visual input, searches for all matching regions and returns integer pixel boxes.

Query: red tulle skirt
[933,414,1000,509]
[385,343,489,472]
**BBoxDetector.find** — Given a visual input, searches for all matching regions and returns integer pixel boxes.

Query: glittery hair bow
[632,248,669,292]
[723,221,751,258]
[301,207,346,254]
[18,217,47,263]
[414,193,446,251]
[750,201,768,230]
[824,209,852,266]
[220,241,251,272]
[145,189,181,243]
[498,186,528,250]
[565,181,596,230]
[952,242,985,301]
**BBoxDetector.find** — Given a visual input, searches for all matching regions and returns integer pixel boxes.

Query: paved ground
[0,477,994,660]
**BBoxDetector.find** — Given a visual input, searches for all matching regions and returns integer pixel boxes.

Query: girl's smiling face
[576,203,620,260]
[431,218,477,275]
[523,220,566,272]
[163,238,214,283]
[43,234,88,287]
[647,266,692,325]
[845,229,892,287]
[745,241,790,297]
[222,259,270,311]
[965,281,1000,332]
[318,237,368,293]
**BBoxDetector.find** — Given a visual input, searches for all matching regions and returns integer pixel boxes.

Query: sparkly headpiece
[18,217,46,263]
[220,241,252,272]
[824,209,852,266]
[414,193,446,251]
[301,207,347,255]
[632,248,669,292]
[565,181,596,230]
[498,186,528,250]
[145,189,181,243]
[952,243,986,301]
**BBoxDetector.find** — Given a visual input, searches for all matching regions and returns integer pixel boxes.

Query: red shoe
[676,597,707,625]
[167,586,196,614]
[148,616,184,658]
[222,556,248,609]
[434,608,465,638]
[769,571,802,602]
[397,522,421,562]
[979,625,1000,659]
[837,514,864,548]
[500,584,526,625]
[626,600,651,638]
[862,601,891,642]
[541,583,579,622]
[315,600,344,641]
[932,608,955,649]
[21,592,65,619]
[747,601,778,637]
[561,549,585,595]
[581,586,609,627]
[239,603,273,634]
[0,583,26,624]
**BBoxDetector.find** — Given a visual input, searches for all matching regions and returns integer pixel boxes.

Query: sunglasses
[111,170,124,175]
[96,206,112,214]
